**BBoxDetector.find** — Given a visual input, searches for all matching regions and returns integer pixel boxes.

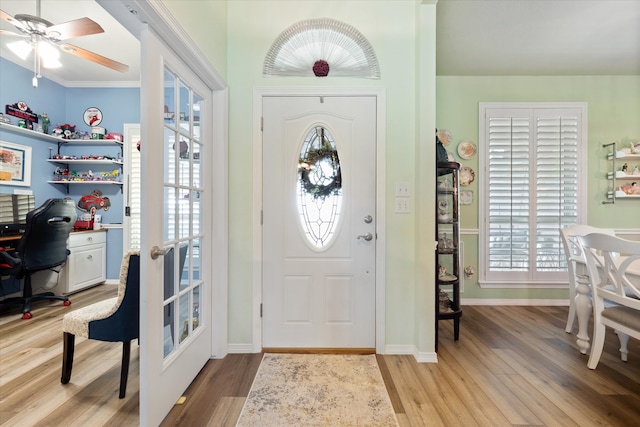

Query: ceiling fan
[0,0,128,87]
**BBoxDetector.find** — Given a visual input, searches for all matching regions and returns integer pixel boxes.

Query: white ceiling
[436,0,640,76]
[0,0,638,86]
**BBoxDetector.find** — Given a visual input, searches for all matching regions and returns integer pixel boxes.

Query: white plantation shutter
[129,139,142,250]
[480,103,586,287]
[535,112,579,271]
[124,124,142,251]
[487,114,531,274]
[0,194,34,223]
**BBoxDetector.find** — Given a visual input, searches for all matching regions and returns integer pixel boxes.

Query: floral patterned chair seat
[60,251,140,398]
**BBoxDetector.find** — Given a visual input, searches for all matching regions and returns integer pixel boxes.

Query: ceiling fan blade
[0,29,29,38]
[60,43,129,73]
[0,9,28,31]
[46,17,104,40]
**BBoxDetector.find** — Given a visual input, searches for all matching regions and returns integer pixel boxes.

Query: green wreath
[298,145,342,200]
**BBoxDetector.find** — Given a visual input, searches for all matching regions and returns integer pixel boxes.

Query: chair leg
[587,323,607,369]
[22,275,33,316]
[61,332,75,384]
[616,330,630,362]
[119,341,131,398]
[565,281,577,333]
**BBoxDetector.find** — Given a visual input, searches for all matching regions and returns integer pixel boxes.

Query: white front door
[139,27,212,426]
[262,96,377,349]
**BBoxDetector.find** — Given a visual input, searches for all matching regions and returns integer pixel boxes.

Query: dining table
[573,254,640,355]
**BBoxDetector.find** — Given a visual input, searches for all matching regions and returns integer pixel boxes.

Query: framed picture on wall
[0,141,32,187]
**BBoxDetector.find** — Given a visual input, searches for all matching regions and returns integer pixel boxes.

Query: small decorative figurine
[438,264,457,281]
[38,113,50,134]
[438,198,451,222]
[620,182,640,195]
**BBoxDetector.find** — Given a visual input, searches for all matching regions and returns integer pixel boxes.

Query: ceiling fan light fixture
[39,40,61,68]
[41,56,62,69]
[7,40,32,60]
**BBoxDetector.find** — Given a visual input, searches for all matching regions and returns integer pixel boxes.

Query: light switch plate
[395,197,410,213]
[396,182,410,197]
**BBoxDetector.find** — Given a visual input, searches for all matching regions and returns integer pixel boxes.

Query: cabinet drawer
[69,231,106,248]
[65,245,106,293]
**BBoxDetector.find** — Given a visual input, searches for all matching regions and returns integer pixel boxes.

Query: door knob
[357,232,373,241]
[150,245,172,259]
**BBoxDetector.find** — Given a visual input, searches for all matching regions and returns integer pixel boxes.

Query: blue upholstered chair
[0,198,76,319]
[61,251,140,398]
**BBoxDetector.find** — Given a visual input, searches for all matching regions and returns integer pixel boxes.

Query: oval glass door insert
[297,126,343,249]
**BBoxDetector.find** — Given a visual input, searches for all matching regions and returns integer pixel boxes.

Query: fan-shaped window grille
[263,18,380,78]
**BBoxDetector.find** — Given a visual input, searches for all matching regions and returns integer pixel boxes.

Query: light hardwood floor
[1,285,639,426]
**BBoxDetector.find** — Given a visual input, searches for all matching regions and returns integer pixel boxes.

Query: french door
[139,26,212,426]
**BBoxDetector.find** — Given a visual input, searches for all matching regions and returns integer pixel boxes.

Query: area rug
[236,353,399,426]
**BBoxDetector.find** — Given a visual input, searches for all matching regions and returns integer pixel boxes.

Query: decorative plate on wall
[460,190,473,205]
[457,140,477,159]
[437,129,453,146]
[460,166,475,186]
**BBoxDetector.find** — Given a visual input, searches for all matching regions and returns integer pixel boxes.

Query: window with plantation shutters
[124,124,141,251]
[479,103,587,287]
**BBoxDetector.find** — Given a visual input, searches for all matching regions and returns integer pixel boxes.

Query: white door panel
[139,27,212,426]
[262,96,376,348]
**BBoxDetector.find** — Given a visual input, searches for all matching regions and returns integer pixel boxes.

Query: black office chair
[0,198,77,319]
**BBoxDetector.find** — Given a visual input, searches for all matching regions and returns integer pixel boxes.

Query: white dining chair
[560,225,615,335]
[579,233,640,369]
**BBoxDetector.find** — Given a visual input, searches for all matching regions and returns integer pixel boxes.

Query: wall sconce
[464,265,475,278]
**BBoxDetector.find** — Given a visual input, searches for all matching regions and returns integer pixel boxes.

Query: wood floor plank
[376,353,406,415]
[434,345,514,427]
[494,348,626,427]
[384,355,447,427]
[3,287,640,427]
[205,396,245,427]
[494,373,578,427]
[436,325,540,425]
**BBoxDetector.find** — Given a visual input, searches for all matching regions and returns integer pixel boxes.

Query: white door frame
[101,0,229,360]
[252,87,386,354]
[98,2,229,424]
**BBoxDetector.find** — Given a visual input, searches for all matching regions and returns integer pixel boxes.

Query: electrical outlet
[396,182,410,197]
[395,197,410,213]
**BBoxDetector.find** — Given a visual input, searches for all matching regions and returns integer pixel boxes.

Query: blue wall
[1,58,139,288]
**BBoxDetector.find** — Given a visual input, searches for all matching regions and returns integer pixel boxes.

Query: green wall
[226,0,435,351]
[161,0,640,352]
[162,0,228,81]
[436,75,640,300]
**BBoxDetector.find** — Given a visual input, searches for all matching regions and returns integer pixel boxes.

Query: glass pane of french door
[162,67,203,358]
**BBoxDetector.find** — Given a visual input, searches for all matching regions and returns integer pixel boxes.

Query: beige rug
[236,353,399,426]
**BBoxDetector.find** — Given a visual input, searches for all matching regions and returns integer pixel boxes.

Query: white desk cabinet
[60,230,107,294]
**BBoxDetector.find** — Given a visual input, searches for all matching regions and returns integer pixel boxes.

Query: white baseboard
[384,344,438,363]
[227,343,257,354]
[383,344,416,355]
[415,351,438,363]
